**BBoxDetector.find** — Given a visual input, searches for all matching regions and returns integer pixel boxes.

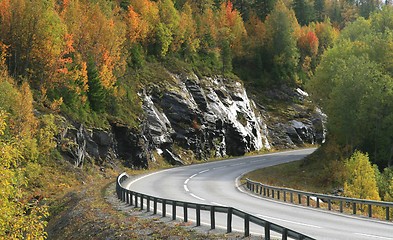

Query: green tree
[253,0,276,20]
[344,151,380,201]
[293,0,315,25]
[87,62,108,112]
[308,8,393,168]
[264,0,300,85]
[314,0,326,22]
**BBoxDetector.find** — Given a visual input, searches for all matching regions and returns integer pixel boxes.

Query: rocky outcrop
[142,74,269,163]
[261,86,326,149]
[55,72,326,169]
[56,118,149,169]
[57,120,116,167]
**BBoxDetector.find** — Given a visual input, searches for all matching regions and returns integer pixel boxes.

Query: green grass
[244,146,347,194]
[244,160,332,194]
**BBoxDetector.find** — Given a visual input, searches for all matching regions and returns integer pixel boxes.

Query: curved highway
[124,149,393,239]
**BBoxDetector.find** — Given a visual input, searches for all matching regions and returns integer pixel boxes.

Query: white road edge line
[184,184,189,192]
[354,233,393,240]
[198,169,210,174]
[189,173,197,179]
[125,169,172,189]
[184,178,190,184]
[211,202,227,207]
[257,214,322,229]
[190,193,205,201]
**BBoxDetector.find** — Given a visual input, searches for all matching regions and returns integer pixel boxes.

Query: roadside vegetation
[0,0,393,238]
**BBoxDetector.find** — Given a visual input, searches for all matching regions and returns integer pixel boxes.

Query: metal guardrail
[246,178,393,221]
[116,172,315,240]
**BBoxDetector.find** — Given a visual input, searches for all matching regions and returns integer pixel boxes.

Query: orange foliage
[0,0,11,31]
[246,13,266,49]
[297,27,319,57]
[56,33,75,75]
[225,0,237,27]
[127,6,148,44]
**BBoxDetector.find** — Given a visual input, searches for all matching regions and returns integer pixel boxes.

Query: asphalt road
[124,149,393,239]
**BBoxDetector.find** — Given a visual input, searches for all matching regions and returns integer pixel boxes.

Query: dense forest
[0,0,393,238]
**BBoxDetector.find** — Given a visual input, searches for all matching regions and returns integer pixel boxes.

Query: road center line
[355,233,393,240]
[212,166,228,170]
[198,169,210,174]
[257,214,322,229]
[190,193,205,201]
[230,163,245,166]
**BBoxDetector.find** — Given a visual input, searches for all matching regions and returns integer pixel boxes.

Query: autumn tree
[344,151,380,201]
[176,3,200,58]
[297,26,319,81]
[0,75,48,239]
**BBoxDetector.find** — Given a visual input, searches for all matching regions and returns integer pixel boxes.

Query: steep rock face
[57,120,116,167]
[55,73,326,168]
[142,74,268,162]
[56,118,149,168]
[261,86,327,149]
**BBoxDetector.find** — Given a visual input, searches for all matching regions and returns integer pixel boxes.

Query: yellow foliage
[344,151,380,201]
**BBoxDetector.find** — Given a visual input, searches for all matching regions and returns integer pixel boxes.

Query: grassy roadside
[243,160,332,194]
[46,168,256,240]
[243,146,347,195]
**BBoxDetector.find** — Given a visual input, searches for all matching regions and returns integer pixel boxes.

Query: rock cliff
[56,72,325,168]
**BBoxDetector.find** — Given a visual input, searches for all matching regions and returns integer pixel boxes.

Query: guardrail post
[282,228,288,240]
[135,194,138,208]
[125,190,129,204]
[196,204,201,226]
[130,191,133,205]
[316,198,320,208]
[244,214,250,237]
[153,197,157,214]
[352,202,356,215]
[263,187,266,196]
[298,194,302,204]
[264,222,270,240]
[162,199,166,217]
[386,207,390,221]
[121,189,125,202]
[267,188,270,197]
[227,208,232,233]
[290,192,293,203]
[140,194,144,210]
[259,185,263,195]
[272,189,275,199]
[184,203,188,222]
[210,206,215,229]
[278,190,280,200]
[328,199,331,211]
[368,204,372,217]
[172,201,176,220]
[284,191,287,202]
[146,196,150,212]
[306,196,310,206]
